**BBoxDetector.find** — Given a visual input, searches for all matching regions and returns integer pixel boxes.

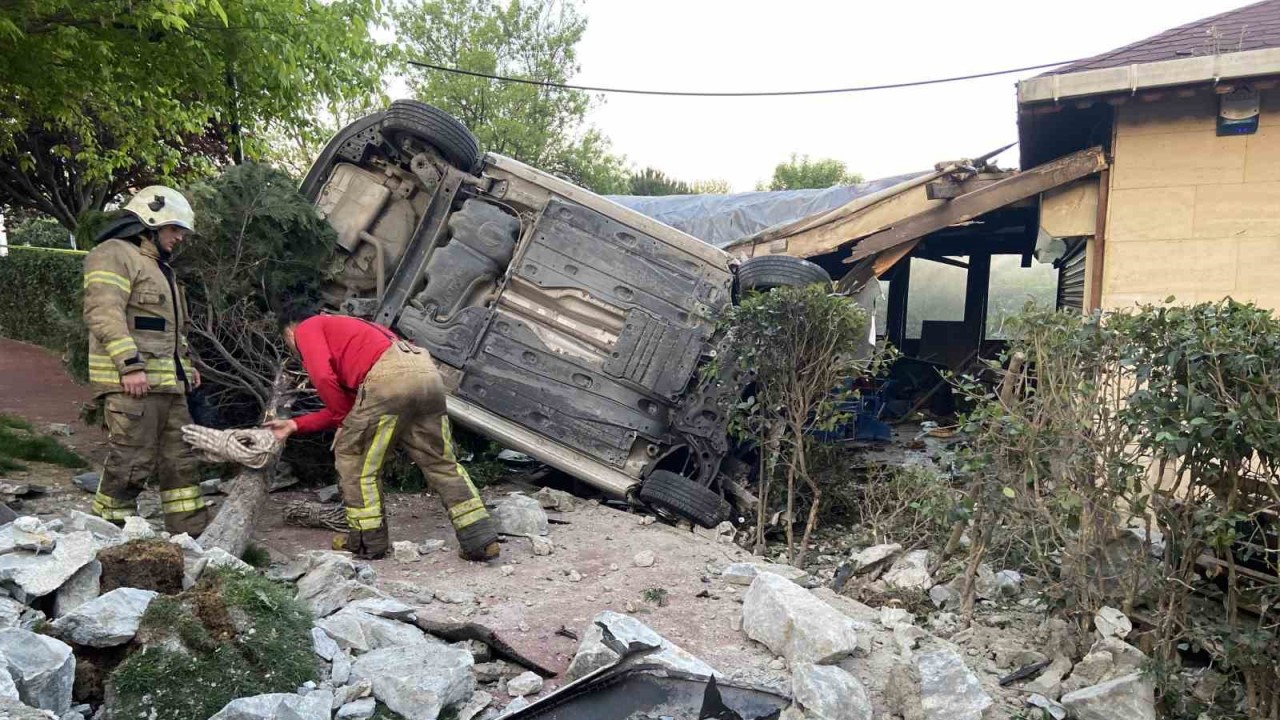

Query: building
[1018,0,1280,311]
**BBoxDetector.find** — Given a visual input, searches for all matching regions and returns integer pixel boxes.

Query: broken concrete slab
[742,573,861,665]
[722,562,808,586]
[318,607,432,654]
[208,691,334,720]
[915,649,992,720]
[791,663,872,720]
[0,531,98,599]
[1060,672,1156,720]
[351,644,475,720]
[490,493,548,537]
[52,561,100,618]
[882,550,932,592]
[50,587,156,647]
[564,611,717,682]
[0,629,75,714]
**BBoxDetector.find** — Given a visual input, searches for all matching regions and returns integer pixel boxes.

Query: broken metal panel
[843,147,1109,265]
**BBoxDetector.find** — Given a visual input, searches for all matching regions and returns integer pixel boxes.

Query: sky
[567,0,1249,191]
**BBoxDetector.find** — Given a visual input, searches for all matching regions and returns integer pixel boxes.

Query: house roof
[1052,0,1280,74]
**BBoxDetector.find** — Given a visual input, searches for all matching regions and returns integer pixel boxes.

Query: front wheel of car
[638,470,731,528]
[737,255,832,293]
[381,99,481,174]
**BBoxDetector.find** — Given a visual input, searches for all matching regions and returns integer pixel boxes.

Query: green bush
[0,248,85,374]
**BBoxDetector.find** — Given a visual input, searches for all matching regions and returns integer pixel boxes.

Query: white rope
[181,425,280,469]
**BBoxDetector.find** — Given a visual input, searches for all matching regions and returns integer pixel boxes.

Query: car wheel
[638,470,731,529]
[737,255,832,293]
[381,99,481,174]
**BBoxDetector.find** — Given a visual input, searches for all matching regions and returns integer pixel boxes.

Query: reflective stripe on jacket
[83,237,194,397]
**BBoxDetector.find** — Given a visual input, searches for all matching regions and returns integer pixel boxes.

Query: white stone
[208,691,333,720]
[1094,606,1132,640]
[0,532,98,599]
[0,630,74,714]
[0,660,18,702]
[1060,673,1156,720]
[879,607,914,629]
[336,697,376,720]
[0,698,59,719]
[742,573,860,665]
[331,651,353,685]
[0,518,56,555]
[204,547,253,572]
[994,570,1023,596]
[318,607,431,654]
[50,588,156,647]
[332,679,373,707]
[438,589,476,605]
[352,644,475,720]
[847,544,901,573]
[1028,693,1068,720]
[632,551,655,568]
[882,550,933,591]
[928,585,955,610]
[393,541,421,564]
[419,539,446,556]
[346,596,416,622]
[500,696,530,717]
[505,672,543,697]
[121,516,154,541]
[490,494,548,537]
[312,627,341,661]
[722,562,808,586]
[529,536,553,556]
[791,663,872,720]
[456,691,493,720]
[296,555,361,618]
[915,650,991,720]
[532,488,576,512]
[52,561,100,618]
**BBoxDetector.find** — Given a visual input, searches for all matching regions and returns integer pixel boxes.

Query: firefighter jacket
[83,236,195,396]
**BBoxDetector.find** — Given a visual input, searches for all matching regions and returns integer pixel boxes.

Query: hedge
[0,247,88,381]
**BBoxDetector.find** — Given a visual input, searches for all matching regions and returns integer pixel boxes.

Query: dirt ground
[258,482,786,693]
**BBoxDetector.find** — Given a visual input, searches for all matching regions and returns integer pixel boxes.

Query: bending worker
[84,186,208,534]
[264,311,499,561]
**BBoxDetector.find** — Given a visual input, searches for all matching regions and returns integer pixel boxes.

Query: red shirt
[290,316,396,434]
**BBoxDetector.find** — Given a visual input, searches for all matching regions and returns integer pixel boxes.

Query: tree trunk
[197,369,290,557]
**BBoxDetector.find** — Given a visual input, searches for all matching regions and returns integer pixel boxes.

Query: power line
[403,58,1078,98]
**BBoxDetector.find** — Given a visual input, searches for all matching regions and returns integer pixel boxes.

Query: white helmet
[123,186,195,232]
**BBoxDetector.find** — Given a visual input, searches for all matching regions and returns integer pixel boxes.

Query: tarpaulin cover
[607,172,923,248]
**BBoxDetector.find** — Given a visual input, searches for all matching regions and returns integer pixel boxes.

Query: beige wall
[1102,89,1280,309]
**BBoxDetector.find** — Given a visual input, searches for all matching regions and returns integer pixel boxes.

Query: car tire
[381,100,481,174]
[737,255,832,293]
[638,470,731,529]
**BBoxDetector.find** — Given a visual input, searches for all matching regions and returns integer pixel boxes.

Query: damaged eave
[841,146,1110,267]
[723,145,1016,261]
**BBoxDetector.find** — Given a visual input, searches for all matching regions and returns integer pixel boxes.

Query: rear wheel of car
[737,255,832,293]
[381,99,481,173]
[638,470,731,528]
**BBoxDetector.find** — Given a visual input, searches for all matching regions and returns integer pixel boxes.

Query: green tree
[10,216,71,248]
[0,0,386,229]
[759,154,862,191]
[627,167,692,196]
[395,0,629,194]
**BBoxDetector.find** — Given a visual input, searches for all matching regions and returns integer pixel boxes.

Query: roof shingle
[1051,0,1280,74]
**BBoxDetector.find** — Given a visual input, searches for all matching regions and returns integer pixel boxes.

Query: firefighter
[264,311,500,561]
[84,185,208,534]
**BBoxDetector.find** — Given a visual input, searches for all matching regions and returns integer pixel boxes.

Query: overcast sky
[570,0,1247,191]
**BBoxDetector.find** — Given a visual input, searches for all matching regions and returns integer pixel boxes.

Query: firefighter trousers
[93,392,209,535]
[334,341,498,560]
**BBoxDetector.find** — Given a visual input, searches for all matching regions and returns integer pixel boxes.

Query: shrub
[0,247,85,377]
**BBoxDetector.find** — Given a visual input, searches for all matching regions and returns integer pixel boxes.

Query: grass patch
[110,568,316,720]
[0,413,86,469]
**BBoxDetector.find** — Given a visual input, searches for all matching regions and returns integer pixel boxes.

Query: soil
[99,540,185,595]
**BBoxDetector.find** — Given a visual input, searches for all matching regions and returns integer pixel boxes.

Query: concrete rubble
[490,493,549,537]
[791,662,872,720]
[1061,672,1157,720]
[351,644,475,720]
[0,629,75,714]
[564,610,717,681]
[722,561,809,586]
[881,549,933,591]
[742,572,861,664]
[50,587,156,647]
[209,691,334,720]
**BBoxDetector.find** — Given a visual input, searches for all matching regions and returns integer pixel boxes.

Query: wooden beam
[844,147,1109,264]
[1088,169,1111,311]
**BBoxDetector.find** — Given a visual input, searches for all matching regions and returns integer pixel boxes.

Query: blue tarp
[606,172,923,248]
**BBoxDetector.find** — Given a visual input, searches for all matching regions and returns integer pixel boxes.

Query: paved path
[0,338,92,423]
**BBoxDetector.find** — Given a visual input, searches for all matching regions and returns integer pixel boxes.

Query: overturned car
[302,100,832,527]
